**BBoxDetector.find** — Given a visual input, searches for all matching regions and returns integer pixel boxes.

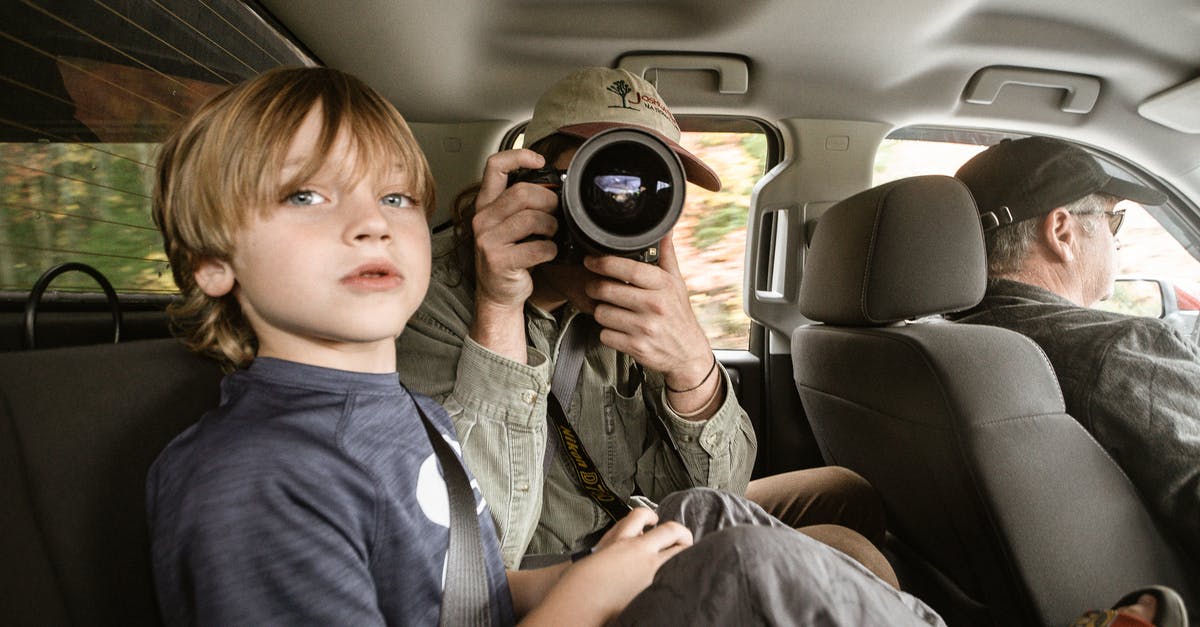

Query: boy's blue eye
[286,190,328,206]
[381,193,415,208]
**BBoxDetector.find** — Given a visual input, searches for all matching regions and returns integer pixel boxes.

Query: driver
[953,136,1200,563]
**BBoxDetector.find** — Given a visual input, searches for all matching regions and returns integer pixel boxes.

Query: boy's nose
[347,197,391,242]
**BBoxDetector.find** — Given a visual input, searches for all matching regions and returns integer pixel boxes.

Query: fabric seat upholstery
[791,175,1197,626]
[0,339,222,626]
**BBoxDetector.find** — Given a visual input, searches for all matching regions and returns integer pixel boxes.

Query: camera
[508,127,686,264]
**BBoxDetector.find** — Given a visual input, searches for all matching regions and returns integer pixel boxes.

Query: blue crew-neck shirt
[147,357,514,626]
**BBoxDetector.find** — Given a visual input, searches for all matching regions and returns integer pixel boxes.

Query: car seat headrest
[799,175,987,326]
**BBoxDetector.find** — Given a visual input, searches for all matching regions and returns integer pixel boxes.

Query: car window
[875,134,1200,333]
[676,129,771,349]
[509,121,776,349]
[1094,203,1200,341]
[0,0,313,298]
[873,138,986,185]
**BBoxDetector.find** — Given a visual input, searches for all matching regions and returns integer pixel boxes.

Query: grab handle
[23,262,122,349]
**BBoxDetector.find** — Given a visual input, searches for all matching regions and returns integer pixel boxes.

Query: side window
[1093,204,1200,339]
[0,1,312,297]
[507,119,777,349]
[676,126,773,349]
[875,133,1200,334]
[873,138,985,184]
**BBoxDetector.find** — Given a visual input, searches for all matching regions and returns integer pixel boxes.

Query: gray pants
[613,488,945,627]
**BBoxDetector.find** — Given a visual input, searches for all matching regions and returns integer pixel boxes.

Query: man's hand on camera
[470,149,560,361]
[582,231,714,389]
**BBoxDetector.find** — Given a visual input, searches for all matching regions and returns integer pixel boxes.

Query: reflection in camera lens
[581,141,674,236]
[594,175,640,202]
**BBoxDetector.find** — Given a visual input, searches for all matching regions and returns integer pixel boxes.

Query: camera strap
[546,315,633,524]
[544,314,699,528]
[412,394,491,627]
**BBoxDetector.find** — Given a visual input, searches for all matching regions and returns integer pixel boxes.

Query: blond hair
[153,66,434,369]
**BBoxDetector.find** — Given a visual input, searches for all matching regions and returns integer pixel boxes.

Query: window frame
[500,114,783,354]
[881,125,1200,259]
[0,0,318,311]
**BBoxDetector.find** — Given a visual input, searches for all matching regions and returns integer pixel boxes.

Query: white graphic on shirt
[417,432,488,594]
[416,433,488,527]
[416,453,451,528]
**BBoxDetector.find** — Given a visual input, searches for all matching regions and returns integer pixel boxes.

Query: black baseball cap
[955,136,1167,231]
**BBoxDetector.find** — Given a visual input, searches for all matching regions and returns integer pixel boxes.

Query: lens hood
[561,128,686,261]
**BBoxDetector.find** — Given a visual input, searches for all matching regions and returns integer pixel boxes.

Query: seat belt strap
[541,313,589,475]
[414,396,491,627]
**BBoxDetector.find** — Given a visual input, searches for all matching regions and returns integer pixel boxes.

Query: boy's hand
[582,231,714,389]
[537,507,691,624]
[472,149,560,313]
[592,506,670,550]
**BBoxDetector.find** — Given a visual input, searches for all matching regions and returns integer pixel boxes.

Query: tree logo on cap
[606,80,639,111]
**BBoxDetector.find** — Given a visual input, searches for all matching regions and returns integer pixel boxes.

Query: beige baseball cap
[523,67,722,192]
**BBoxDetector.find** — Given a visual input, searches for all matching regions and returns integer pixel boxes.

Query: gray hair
[984,192,1116,275]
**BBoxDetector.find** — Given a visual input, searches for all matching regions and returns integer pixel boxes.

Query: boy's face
[194,106,431,373]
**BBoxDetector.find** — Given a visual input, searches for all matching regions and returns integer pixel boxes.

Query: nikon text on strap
[546,389,633,523]
[547,315,633,524]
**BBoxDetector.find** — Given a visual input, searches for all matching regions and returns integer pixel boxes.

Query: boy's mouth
[342,262,403,289]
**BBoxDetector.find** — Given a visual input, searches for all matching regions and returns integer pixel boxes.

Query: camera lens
[579,141,675,236]
[562,128,685,259]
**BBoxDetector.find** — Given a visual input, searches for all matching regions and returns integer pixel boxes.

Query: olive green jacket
[395,232,756,567]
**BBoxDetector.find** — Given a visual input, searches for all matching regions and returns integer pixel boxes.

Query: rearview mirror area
[1097,277,1200,344]
[1098,278,1164,318]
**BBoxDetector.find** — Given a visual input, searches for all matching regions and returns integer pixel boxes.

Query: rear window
[0,0,313,297]
[676,125,773,349]
[875,130,1200,328]
[508,117,779,349]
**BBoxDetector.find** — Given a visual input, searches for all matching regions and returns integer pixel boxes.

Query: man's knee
[818,465,876,498]
[749,466,874,504]
[798,523,899,590]
[747,466,886,543]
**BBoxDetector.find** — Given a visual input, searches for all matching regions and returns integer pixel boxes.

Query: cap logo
[606,80,639,111]
[605,79,680,132]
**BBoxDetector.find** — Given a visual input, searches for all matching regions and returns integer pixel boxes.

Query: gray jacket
[958,278,1200,563]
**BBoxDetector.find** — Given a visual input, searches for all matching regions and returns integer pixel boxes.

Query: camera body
[508,127,687,264]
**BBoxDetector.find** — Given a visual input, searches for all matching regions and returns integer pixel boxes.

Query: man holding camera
[395,67,895,585]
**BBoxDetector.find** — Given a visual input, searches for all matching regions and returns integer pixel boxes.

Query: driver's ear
[1040,207,1077,264]
[193,257,236,297]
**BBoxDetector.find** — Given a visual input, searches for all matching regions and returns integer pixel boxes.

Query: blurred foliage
[675,131,769,348]
[693,203,747,249]
[688,133,766,250]
[0,142,174,293]
[1094,279,1163,317]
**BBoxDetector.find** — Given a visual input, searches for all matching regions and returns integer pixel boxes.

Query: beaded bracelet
[666,354,718,394]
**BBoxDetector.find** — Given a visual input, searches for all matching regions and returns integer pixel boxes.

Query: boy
[146,66,693,625]
[147,65,951,627]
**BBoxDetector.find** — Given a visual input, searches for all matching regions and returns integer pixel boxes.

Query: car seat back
[0,339,222,626]
[791,175,1197,625]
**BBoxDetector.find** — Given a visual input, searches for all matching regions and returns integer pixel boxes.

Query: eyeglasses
[1103,209,1126,235]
